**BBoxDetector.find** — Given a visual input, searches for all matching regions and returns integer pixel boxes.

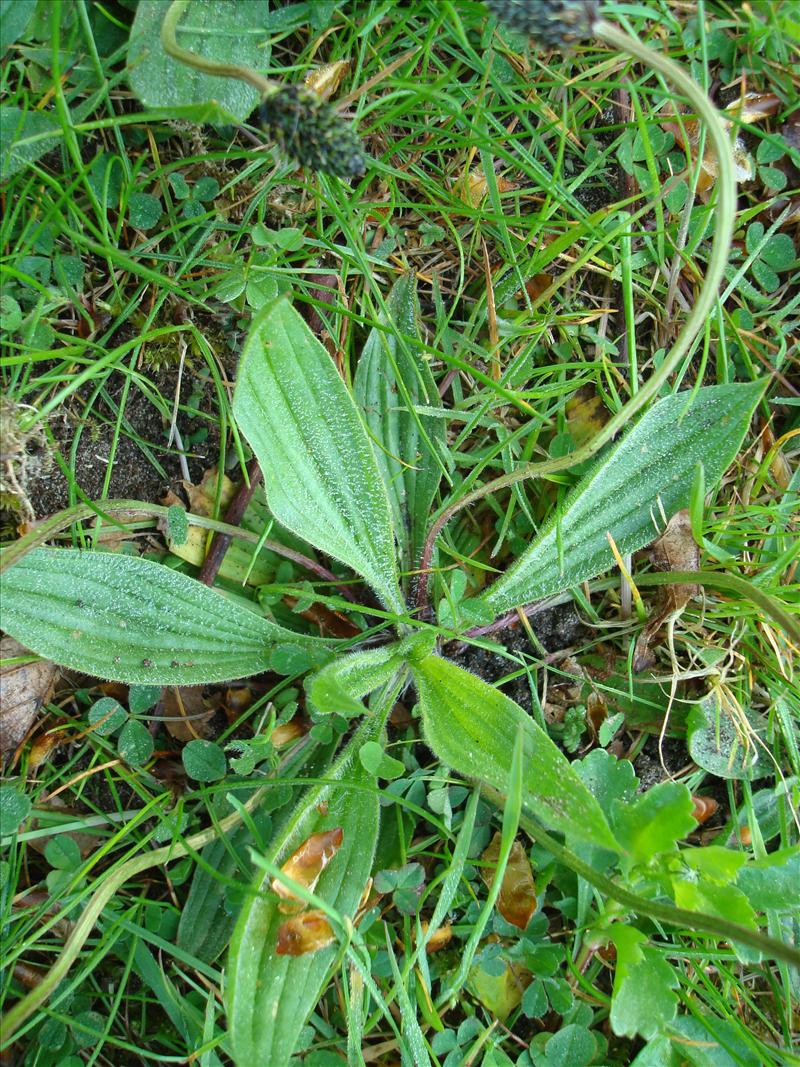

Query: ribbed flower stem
[416,16,736,610]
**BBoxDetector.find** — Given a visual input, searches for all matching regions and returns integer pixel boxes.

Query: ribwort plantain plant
[2,2,798,1064]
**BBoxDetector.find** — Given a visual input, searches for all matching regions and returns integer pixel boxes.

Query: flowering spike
[485,0,601,48]
[259,86,366,179]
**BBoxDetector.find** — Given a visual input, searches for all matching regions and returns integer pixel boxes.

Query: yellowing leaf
[481,832,537,930]
[276,910,336,956]
[458,166,517,207]
[468,957,531,1020]
[304,60,351,101]
[566,385,608,449]
[272,827,344,911]
[726,91,781,124]
[664,113,752,194]
[271,718,306,748]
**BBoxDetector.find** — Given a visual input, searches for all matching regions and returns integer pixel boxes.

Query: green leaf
[353,275,446,573]
[574,749,638,841]
[127,0,265,121]
[737,848,800,912]
[127,191,163,230]
[88,697,127,736]
[0,548,332,685]
[358,740,404,779]
[477,382,765,616]
[666,1015,762,1067]
[70,1010,105,1049]
[0,105,60,181]
[671,878,757,932]
[118,719,154,767]
[609,926,678,1040]
[182,739,227,782]
[307,645,403,718]
[0,0,36,55]
[681,845,746,884]
[45,835,82,871]
[0,785,31,835]
[544,1024,596,1067]
[128,684,161,714]
[413,655,620,851]
[0,293,23,332]
[687,691,761,780]
[228,720,383,1067]
[746,223,795,270]
[611,781,697,865]
[234,298,403,613]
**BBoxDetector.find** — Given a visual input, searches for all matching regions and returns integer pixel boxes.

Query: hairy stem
[417,20,736,609]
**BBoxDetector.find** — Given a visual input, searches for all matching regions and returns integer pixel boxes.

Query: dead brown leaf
[162,686,219,742]
[184,467,236,517]
[271,717,306,748]
[0,637,57,760]
[272,828,343,911]
[481,832,537,930]
[633,510,699,671]
[27,725,68,769]
[457,166,517,208]
[662,94,781,196]
[223,686,255,720]
[276,909,336,956]
[304,60,351,101]
[691,795,719,824]
[417,921,453,952]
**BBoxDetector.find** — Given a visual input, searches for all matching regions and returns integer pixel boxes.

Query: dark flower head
[485,0,601,48]
[259,86,366,179]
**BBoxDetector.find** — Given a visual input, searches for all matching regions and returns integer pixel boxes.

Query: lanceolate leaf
[354,276,447,574]
[307,645,404,717]
[413,655,620,852]
[478,381,766,616]
[234,299,404,614]
[228,718,383,1067]
[0,548,331,685]
[127,0,265,120]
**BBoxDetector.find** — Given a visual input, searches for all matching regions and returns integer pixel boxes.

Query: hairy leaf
[0,548,331,685]
[478,381,765,616]
[354,275,446,573]
[234,299,404,613]
[307,645,404,717]
[127,0,265,120]
[228,720,382,1067]
[414,655,620,851]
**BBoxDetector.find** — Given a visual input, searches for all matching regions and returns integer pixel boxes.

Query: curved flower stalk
[160,0,365,177]
[416,0,737,606]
